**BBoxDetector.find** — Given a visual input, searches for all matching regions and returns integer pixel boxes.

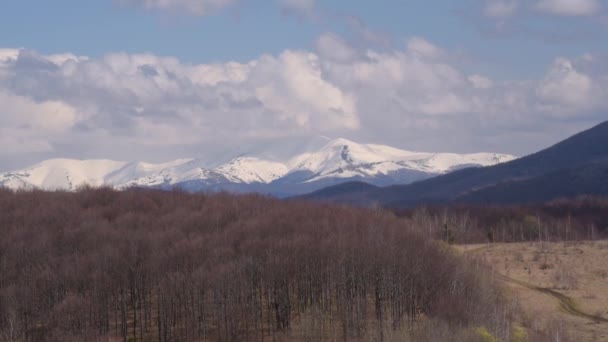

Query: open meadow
[457,241,608,341]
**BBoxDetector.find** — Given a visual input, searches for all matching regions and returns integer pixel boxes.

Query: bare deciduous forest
[396,197,608,244]
[0,188,591,341]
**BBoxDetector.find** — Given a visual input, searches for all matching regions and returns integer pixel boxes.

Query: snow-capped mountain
[0,138,516,195]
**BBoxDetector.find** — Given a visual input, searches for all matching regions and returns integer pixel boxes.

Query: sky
[1,0,607,170]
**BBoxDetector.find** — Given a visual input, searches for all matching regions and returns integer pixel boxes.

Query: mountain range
[299,120,608,206]
[0,138,514,196]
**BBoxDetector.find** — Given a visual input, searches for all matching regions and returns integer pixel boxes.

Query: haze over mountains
[0,138,514,196]
[301,120,608,206]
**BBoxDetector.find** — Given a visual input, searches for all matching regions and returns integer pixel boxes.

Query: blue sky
[2,1,604,75]
[1,0,607,169]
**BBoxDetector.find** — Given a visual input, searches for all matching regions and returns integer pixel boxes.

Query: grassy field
[456,240,608,341]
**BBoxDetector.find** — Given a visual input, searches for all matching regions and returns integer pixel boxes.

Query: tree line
[395,196,608,244]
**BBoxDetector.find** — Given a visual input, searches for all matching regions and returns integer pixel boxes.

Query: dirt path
[459,244,608,325]
[493,273,608,323]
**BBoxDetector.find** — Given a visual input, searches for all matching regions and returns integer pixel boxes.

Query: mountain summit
[0,138,514,196]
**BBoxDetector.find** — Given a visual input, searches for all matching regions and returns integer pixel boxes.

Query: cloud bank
[1,35,607,170]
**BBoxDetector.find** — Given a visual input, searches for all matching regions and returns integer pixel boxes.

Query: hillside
[301,120,608,207]
[459,160,608,204]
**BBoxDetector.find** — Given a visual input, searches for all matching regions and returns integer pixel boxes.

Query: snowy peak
[287,138,515,181]
[288,138,408,173]
[0,159,129,190]
[0,139,516,194]
[215,157,289,184]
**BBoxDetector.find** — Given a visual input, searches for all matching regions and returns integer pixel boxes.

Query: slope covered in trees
[458,160,608,205]
[0,188,533,341]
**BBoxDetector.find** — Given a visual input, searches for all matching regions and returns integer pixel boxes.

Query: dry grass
[455,240,608,342]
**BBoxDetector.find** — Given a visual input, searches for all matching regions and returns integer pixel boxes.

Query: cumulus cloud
[116,0,237,15]
[0,47,359,164]
[483,0,519,18]
[1,36,607,169]
[536,57,602,115]
[0,91,77,155]
[251,51,359,130]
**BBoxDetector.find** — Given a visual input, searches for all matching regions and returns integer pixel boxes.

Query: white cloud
[406,37,444,59]
[1,39,607,169]
[483,0,519,18]
[117,0,237,15]
[317,39,471,118]
[250,51,359,130]
[0,48,19,63]
[537,57,597,112]
[0,91,77,133]
[0,90,78,155]
[536,0,602,16]
[468,74,494,89]
[0,47,359,160]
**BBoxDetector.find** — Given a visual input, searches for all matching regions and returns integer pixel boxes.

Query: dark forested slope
[459,160,608,205]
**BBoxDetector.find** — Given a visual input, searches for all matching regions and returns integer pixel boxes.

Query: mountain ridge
[0,138,515,195]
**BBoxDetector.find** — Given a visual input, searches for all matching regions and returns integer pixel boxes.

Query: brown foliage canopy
[0,188,511,341]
